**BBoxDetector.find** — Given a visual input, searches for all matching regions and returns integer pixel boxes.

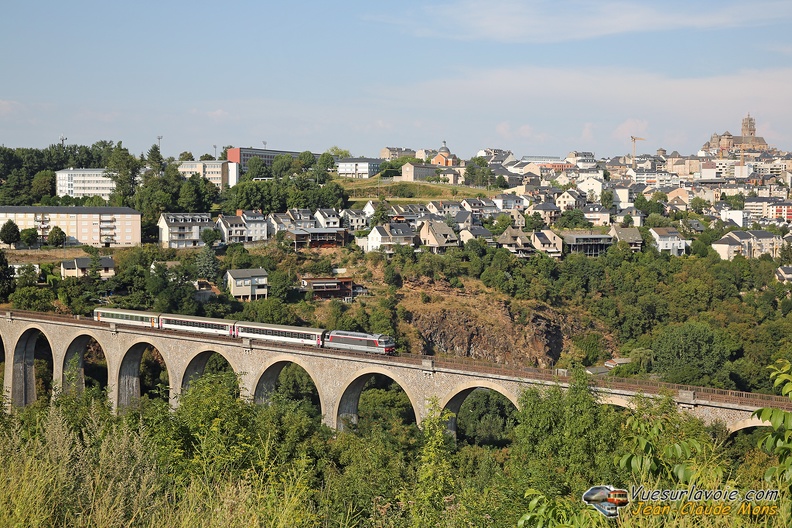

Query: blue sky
[2,0,792,161]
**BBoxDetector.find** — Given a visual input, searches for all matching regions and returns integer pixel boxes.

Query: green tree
[456,389,516,446]
[0,219,20,247]
[524,212,546,232]
[106,142,141,207]
[0,249,15,300]
[146,144,164,175]
[651,321,734,386]
[509,369,625,499]
[371,202,390,227]
[489,214,513,236]
[133,162,184,225]
[177,176,202,211]
[644,212,672,228]
[178,151,195,161]
[218,145,233,160]
[10,285,54,311]
[635,194,665,216]
[239,298,297,325]
[297,151,316,171]
[754,359,792,489]
[195,244,220,280]
[271,154,294,179]
[316,152,336,172]
[403,399,455,526]
[199,153,215,161]
[47,226,66,247]
[651,191,668,203]
[20,227,38,248]
[200,228,220,247]
[383,264,402,287]
[244,156,271,182]
[690,197,708,214]
[30,170,56,201]
[620,214,634,227]
[0,168,33,205]
[326,146,351,158]
[721,193,745,210]
[16,263,39,287]
[464,157,494,187]
[600,189,614,210]
[268,270,294,301]
[554,209,591,229]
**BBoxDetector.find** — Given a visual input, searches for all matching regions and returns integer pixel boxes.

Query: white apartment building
[336,158,381,179]
[0,206,141,247]
[177,160,239,188]
[627,169,680,188]
[55,168,116,201]
[158,213,215,248]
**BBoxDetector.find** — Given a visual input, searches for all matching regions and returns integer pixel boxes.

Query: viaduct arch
[1,312,790,434]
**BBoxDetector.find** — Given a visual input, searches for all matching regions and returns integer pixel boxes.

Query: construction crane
[630,136,645,169]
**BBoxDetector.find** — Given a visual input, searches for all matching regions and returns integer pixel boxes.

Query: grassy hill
[336,176,499,207]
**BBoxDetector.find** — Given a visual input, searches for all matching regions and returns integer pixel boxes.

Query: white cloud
[496,122,548,142]
[206,109,229,119]
[75,109,121,123]
[580,123,595,142]
[411,0,792,43]
[612,119,649,141]
[0,100,22,116]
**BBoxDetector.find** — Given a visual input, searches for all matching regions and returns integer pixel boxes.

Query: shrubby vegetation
[1,367,789,527]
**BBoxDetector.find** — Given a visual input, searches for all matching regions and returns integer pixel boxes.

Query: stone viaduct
[2,311,790,432]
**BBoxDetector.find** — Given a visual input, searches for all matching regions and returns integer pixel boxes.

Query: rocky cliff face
[404,292,599,368]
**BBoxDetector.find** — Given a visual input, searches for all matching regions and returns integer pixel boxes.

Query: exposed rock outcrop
[404,292,605,368]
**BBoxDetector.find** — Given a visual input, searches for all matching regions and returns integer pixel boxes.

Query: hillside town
[3,114,792,283]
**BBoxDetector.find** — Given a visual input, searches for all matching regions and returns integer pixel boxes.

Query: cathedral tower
[741,113,756,138]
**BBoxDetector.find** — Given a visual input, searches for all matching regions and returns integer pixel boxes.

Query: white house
[360,223,416,253]
[340,209,368,231]
[577,177,605,201]
[649,227,688,256]
[314,208,341,228]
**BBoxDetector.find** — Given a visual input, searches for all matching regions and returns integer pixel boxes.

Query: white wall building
[177,160,239,188]
[649,227,688,256]
[336,158,381,179]
[55,168,115,201]
[158,213,215,248]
